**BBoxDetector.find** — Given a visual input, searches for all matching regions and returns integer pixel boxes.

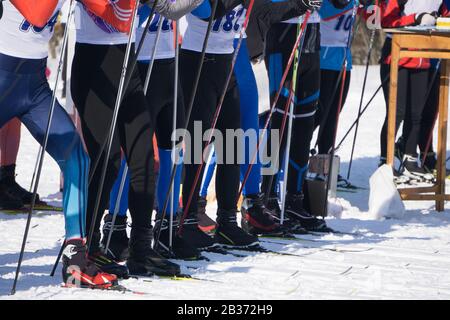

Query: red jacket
[10,0,59,28]
[80,0,136,33]
[381,0,450,69]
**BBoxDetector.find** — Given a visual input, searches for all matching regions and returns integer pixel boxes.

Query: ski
[223,245,307,258]
[62,283,147,295]
[2,203,63,214]
[129,274,222,283]
[259,238,374,253]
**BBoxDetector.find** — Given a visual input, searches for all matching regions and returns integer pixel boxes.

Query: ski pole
[346,28,376,180]
[279,18,304,225]
[87,1,140,253]
[176,0,259,236]
[103,10,165,257]
[238,11,312,200]
[323,3,359,216]
[11,0,76,295]
[169,20,181,251]
[153,0,219,250]
[87,0,160,185]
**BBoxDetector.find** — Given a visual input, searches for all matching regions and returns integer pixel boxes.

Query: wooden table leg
[387,36,401,166]
[436,60,449,212]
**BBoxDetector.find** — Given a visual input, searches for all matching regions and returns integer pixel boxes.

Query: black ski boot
[197,196,217,235]
[154,216,202,260]
[241,194,283,236]
[395,137,405,162]
[421,152,437,174]
[0,165,39,204]
[101,214,129,262]
[62,239,118,289]
[285,193,329,232]
[0,187,23,210]
[88,231,129,279]
[179,215,220,251]
[215,209,259,249]
[402,154,435,182]
[127,225,181,277]
[266,197,307,235]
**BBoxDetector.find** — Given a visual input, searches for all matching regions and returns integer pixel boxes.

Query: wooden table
[386,28,450,211]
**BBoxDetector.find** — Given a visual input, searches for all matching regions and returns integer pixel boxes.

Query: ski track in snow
[1,65,450,300]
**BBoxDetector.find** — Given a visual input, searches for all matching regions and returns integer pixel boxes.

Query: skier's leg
[403,68,429,156]
[401,68,433,179]
[21,97,88,240]
[0,118,20,166]
[200,150,216,198]
[0,118,28,208]
[234,38,260,196]
[235,38,281,234]
[262,23,294,203]
[317,69,351,154]
[214,73,259,248]
[179,50,223,251]
[419,66,439,171]
[379,65,408,164]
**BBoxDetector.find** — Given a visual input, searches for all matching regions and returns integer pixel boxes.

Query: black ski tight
[180,49,241,215]
[380,64,430,158]
[316,69,351,154]
[71,43,155,236]
[137,59,185,150]
[418,68,439,154]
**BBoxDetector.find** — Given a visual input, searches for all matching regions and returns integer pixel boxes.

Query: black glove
[300,0,323,11]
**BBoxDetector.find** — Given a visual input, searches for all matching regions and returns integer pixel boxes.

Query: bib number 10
[335,14,353,31]
[212,8,245,33]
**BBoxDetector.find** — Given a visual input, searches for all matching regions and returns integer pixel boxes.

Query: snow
[1,64,450,300]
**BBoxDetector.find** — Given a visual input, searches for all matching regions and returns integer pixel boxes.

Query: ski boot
[285,193,329,232]
[215,209,259,249]
[197,196,217,235]
[421,152,437,174]
[101,214,129,262]
[395,138,405,163]
[127,225,181,277]
[154,215,202,261]
[0,165,39,204]
[179,215,220,252]
[402,154,435,183]
[265,196,307,235]
[0,187,23,210]
[88,231,129,279]
[241,194,284,236]
[62,239,118,289]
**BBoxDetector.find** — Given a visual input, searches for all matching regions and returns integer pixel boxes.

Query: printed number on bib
[20,11,59,34]
[334,14,353,31]
[212,8,245,33]
[149,14,172,33]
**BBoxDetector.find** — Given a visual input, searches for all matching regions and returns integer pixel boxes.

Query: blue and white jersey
[182,5,246,54]
[0,0,65,59]
[137,5,175,61]
[319,0,357,71]
[75,2,136,45]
